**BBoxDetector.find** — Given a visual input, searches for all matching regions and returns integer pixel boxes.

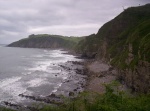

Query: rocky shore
[2,60,88,111]
[85,60,128,94]
[1,55,128,111]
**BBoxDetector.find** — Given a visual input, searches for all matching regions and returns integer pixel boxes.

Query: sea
[0,46,85,105]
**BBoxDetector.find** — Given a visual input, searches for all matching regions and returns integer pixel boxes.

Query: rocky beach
[1,51,88,110]
[1,50,131,111]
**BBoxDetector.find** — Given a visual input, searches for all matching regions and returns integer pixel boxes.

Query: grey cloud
[0,0,149,44]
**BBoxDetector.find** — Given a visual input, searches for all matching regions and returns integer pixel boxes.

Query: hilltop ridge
[8,34,84,50]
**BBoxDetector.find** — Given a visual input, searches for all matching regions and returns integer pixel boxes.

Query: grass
[75,4,150,70]
[0,107,15,111]
[39,82,150,111]
[1,82,150,111]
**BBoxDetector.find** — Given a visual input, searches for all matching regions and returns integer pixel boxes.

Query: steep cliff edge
[8,34,83,50]
[77,4,150,93]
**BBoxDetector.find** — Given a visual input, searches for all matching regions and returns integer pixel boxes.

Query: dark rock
[109,67,114,71]
[3,101,21,109]
[50,93,56,97]
[69,92,74,96]
[66,80,70,82]
[74,89,77,91]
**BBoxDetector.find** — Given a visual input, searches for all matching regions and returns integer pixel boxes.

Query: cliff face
[8,34,83,50]
[77,4,150,93]
[118,60,150,93]
[113,19,150,93]
[75,34,99,58]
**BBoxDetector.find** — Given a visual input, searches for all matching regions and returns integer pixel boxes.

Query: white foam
[51,50,81,62]
[0,77,28,102]
[62,76,68,80]
[32,55,44,58]
[28,61,52,72]
[52,83,62,93]
[27,50,81,74]
[27,78,49,87]
[0,49,83,103]
[0,77,21,88]
[44,50,48,52]
[22,71,32,75]
[50,50,67,58]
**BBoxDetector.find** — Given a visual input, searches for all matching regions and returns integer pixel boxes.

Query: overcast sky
[0,0,149,44]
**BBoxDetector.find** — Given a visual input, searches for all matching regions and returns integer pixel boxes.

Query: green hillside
[76,4,150,93]
[8,34,83,50]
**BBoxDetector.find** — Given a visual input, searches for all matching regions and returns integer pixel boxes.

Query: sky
[0,0,149,44]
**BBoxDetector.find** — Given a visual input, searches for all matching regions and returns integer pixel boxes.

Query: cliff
[8,34,83,50]
[76,4,150,93]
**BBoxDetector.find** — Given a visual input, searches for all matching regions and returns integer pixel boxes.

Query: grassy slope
[111,19,150,70]
[0,107,15,111]
[75,34,98,53]
[40,83,150,111]
[76,4,150,69]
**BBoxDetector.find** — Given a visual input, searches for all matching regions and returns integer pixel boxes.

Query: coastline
[1,49,128,110]
[59,49,125,95]
[1,50,87,110]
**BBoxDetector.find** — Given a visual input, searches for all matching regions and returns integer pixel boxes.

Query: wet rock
[49,93,56,97]
[69,92,74,96]
[75,68,82,74]
[98,74,105,78]
[71,61,83,65]
[18,93,24,97]
[66,80,70,82]
[3,101,21,109]
[77,87,80,89]
[109,67,114,71]
[19,93,63,105]
[74,89,77,91]
[59,65,72,71]
[27,106,39,111]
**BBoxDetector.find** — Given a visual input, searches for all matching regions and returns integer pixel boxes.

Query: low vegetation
[0,107,15,111]
[39,82,150,111]
[2,82,150,111]
[76,4,150,65]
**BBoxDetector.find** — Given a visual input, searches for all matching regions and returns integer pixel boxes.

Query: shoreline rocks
[2,59,88,110]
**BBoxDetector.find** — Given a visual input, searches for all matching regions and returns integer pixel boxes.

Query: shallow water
[0,47,83,104]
